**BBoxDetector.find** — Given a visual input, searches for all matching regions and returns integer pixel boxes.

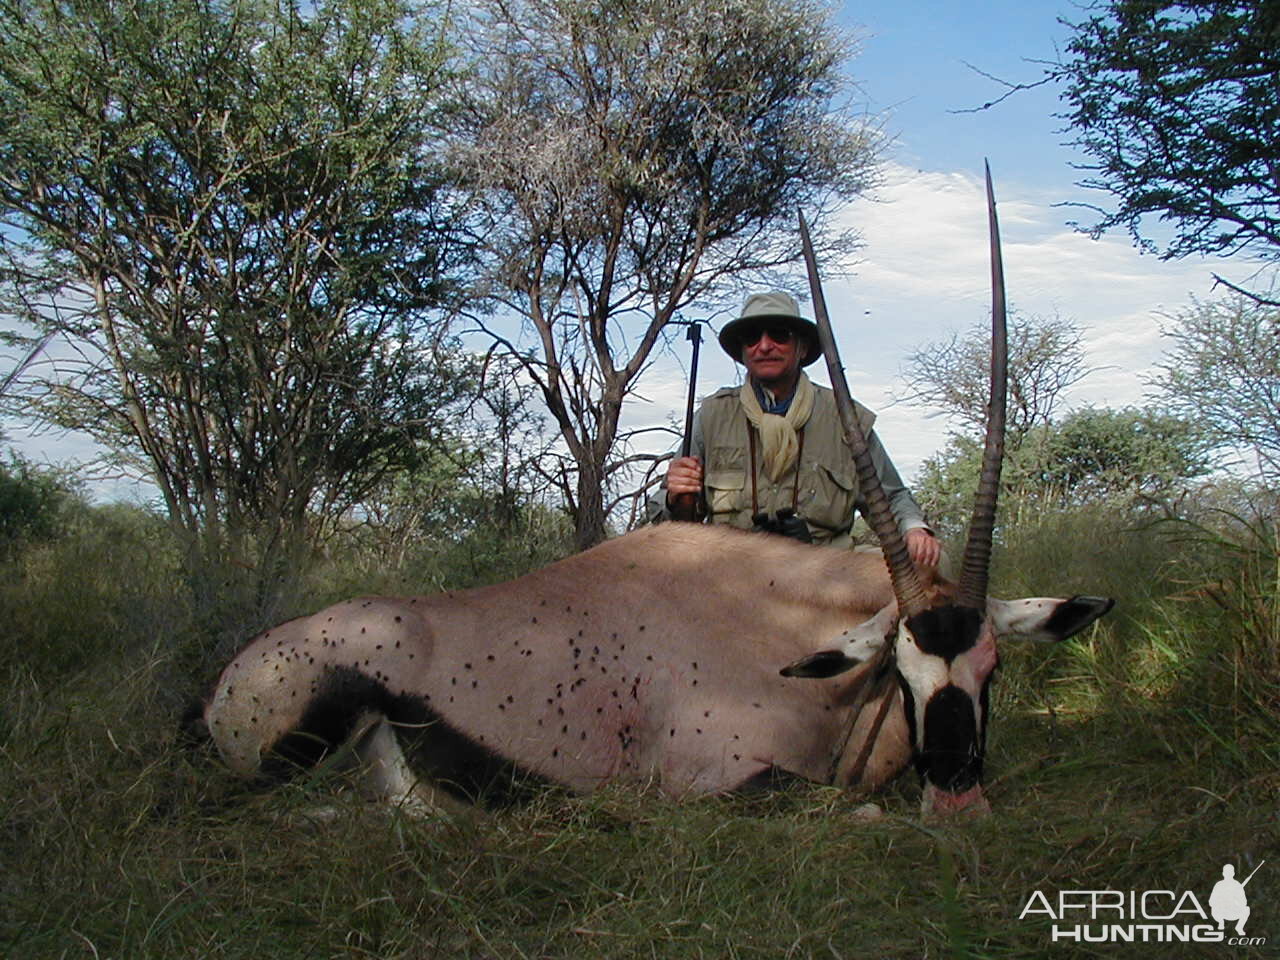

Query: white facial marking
[895,617,999,750]
[894,624,951,737]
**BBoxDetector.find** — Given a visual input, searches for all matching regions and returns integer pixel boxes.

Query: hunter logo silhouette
[1209,861,1265,936]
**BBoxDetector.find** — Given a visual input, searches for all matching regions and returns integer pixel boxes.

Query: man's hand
[905,528,942,570]
[665,456,703,503]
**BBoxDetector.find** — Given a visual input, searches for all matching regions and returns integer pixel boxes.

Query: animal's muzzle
[915,684,984,793]
[922,782,991,818]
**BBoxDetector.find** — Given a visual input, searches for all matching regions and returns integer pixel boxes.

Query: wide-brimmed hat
[717,291,822,366]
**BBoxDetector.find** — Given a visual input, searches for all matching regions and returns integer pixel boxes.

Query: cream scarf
[739,372,815,482]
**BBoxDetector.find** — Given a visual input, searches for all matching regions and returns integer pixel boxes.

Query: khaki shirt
[648,383,929,547]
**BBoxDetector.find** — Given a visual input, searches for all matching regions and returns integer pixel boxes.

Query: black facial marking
[915,684,984,792]
[978,675,990,761]
[905,606,983,662]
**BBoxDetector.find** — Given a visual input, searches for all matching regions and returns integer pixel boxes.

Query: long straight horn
[956,163,1009,609]
[798,210,928,618]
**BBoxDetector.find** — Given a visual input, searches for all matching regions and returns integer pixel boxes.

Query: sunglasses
[742,323,797,347]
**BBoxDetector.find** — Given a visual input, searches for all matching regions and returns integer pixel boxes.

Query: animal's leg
[833,687,912,792]
[350,711,466,816]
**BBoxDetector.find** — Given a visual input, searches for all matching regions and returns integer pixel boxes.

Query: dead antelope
[201,168,1113,817]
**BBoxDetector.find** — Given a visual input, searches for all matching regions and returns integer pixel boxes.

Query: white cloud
[787,162,1274,478]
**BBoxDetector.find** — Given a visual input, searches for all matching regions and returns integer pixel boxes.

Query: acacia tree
[1054,0,1280,302]
[896,311,1093,448]
[456,0,881,549]
[0,0,474,620]
[1153,295,1280,486]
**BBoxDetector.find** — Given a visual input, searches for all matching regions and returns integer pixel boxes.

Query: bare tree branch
[1211,274,1280,309]
[456,0,883,548]
[949,61,1056,114]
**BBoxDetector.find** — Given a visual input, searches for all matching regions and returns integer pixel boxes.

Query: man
[649,291,941,568]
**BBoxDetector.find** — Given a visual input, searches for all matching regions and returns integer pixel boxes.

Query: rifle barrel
[1242,860,1266,886]
[670,320,705,522]
[681,322,702,459]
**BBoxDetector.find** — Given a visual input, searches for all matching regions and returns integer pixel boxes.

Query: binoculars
[751,507,812,543]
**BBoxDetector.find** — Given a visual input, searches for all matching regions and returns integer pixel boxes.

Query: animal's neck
[829,650,901,788]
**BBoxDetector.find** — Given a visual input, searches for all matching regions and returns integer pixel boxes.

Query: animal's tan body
[205,176,1116,816]
[206,523,914,797]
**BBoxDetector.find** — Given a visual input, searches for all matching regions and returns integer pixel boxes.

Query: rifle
[669,319,706,522]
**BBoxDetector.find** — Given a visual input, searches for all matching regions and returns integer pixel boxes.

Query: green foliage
[0,503,189,684]
[917,406,1212,539]
[1056,0,1280,272]
[0,0,477,618]
[333,361,571,598]
[0,452,77,553]
[309,499,576,610]
[1159,496,1280,706]
[990,493,1279,825]
[1035,407,1211,494]
[355,355,556,564]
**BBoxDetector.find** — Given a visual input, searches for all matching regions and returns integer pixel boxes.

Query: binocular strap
[747,424,805,519]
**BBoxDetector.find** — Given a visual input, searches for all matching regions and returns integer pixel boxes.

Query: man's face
[741,321,804,390]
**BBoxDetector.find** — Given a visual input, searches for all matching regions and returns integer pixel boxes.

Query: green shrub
[302,504,576,609]
[0,454,78,554]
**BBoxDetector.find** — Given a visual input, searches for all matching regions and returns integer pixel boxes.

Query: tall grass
[1,501,1274,959]
[0,505,193,681]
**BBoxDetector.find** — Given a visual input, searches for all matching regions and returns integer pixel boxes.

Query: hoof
[851,801,884,821]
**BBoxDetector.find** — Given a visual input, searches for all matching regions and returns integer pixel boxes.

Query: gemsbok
[200,167,1113,818]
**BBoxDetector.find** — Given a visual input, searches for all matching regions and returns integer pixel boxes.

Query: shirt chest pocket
[704,469,748,518]
[803,463,858,532]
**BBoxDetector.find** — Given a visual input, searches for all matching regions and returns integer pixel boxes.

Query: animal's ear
[780,606,895,679]
[781,649,861,678]
[988,595,1115,643]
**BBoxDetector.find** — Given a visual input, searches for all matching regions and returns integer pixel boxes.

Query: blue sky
[631,1,1270,484]
[5,0,1271,501]
[844,0,1078,182]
